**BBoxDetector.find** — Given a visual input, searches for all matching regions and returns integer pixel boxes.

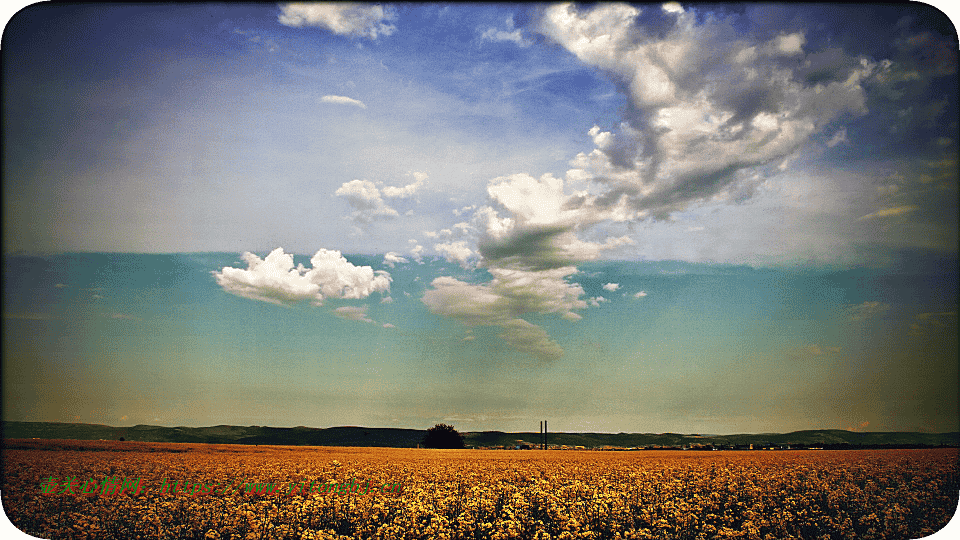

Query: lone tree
[422,423,465,449]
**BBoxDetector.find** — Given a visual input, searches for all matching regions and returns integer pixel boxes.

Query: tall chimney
[545,420,547,450]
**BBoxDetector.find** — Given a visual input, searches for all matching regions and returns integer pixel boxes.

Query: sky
[2,2,958,435]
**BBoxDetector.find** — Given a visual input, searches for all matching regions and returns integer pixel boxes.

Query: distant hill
[3,421,957,449]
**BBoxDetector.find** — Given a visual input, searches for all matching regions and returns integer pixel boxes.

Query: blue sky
[2,3,957,434]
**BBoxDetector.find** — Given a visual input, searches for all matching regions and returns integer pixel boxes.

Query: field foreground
[2,439,958,539]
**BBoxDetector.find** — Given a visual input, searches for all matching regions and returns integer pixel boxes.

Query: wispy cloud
[847,301,891,321]
[480,17,531,48]
[320,95,367,109]
[857,205,918,220]
[278,3,396,39]
[334,306,374,324]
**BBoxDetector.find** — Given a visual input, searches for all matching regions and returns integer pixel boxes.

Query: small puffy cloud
[857,205,918,220]
[603,282,620,292]
[335,179,399,222]
[453,205,477,217]
[662,2,683,14]
[382,172,427,198]
[435,241,475,266]
[770,32,805,56]
[320,95,367,109]
[213,247,391,306]
[336,175,427,223]
[334,306,374,323]
[278,3,396,39]
[633,291,647,298]
[409,241,425,262]
[382,322,395,328]
[589,296,608,307]
[480,17,532,48]
[383,252,409,268]
[847,301,891,321]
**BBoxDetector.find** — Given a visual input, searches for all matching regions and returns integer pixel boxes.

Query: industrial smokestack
[545,420,547,450]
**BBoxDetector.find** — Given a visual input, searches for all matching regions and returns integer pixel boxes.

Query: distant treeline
[3,421,958,450]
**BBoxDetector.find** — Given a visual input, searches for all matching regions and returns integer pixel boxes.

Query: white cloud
[603,282,620,292]
[382,322,395,328]
[589,296,608,307]
[633,290,648,298]
[409,241,425,262]
[320,95,367,109]
[383,252,409,267]
[435,241,475,266]
[540,3,877,220]
[479,15,532,48]
[382,172,427,198]
[334,306,374,323]
[213,247,391,306]
[278,3,396,39]
[662,2,684,14]
[335,179,399,223]
[497,319,563,362]
[422,264,588,362]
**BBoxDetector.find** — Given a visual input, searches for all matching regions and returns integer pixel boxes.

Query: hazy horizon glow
[3,3,957,434]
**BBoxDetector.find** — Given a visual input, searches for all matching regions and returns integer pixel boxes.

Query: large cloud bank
[541,2,877,219]
[422,2,887,362]
[213,248,391,306]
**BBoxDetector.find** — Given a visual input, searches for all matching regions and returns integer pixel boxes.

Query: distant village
[475,441,823,451]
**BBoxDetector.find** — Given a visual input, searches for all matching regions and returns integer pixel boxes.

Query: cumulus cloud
[422,266,587,362]
[435,241,475,266]
[334,305,374,323]
[382,322,395,328]
[213,247,391,306]
[421,172,635,361]
[383,252,409,267]
[278,3,396,39]
[335,179,399,223]
[422,2,888,361]
[335,174,428,223]
[603,282,620,292]
[539,3,879,220]
[409,241,425,262]
[320,95,367,108]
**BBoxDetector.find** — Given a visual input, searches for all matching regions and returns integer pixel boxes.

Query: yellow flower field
[2,439,957,539]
